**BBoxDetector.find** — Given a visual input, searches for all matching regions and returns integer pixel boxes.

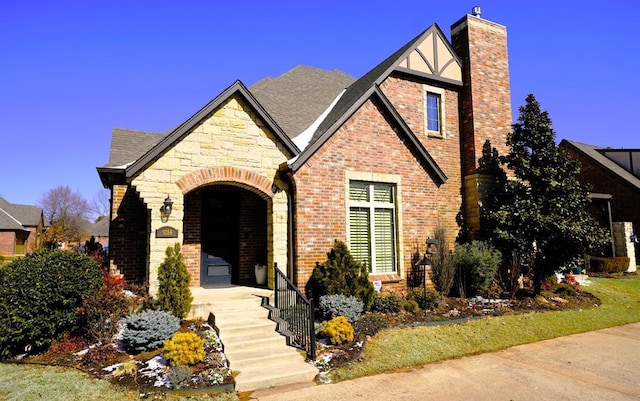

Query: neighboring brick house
[98,11,513,295]
[0,197,46,256]
[560,140,640,253]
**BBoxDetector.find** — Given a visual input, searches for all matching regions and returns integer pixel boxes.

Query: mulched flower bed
[19,319,234,397]
[315,289,600,371]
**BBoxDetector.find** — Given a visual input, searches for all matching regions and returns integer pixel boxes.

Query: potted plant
[254,264,267,285]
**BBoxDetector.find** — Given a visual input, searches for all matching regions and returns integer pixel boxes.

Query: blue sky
[1,0,638,207]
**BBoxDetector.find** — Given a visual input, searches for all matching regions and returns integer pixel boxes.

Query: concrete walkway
[251,322,640,401]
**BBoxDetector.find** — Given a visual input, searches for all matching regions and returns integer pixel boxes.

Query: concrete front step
[234,360,319,393]
[190,286,318,392]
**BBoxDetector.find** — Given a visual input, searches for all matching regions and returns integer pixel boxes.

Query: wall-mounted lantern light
[160,195,173,216]
[631,234,639,243]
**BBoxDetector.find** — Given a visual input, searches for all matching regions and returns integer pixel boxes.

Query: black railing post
[271,265,316,361]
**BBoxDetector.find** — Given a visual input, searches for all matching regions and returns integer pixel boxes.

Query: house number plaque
[156,226,178,238]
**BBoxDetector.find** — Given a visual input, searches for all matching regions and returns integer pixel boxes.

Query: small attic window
[426,93,440,132]
[424,85,446,138]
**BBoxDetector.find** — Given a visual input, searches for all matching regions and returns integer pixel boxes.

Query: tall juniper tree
[482,94,608,294]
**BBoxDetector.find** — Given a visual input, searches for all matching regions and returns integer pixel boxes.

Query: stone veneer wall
[612,222,637,272]
[128,95,292,294]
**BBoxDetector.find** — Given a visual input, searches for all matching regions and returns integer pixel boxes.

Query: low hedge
[589,256,630,274]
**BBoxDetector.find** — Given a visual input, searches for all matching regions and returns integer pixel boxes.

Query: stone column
[612,222,637,272]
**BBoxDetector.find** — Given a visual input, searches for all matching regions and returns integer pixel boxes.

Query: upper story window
[426,93,440,132]
[424,85,446,137]
[348,181,397,274]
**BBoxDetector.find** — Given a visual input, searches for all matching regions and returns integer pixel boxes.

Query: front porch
[189,285,318,392]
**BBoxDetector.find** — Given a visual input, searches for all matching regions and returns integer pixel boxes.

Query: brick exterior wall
[451,14,512,234]
[0,231,15,255]
[292,91,462,293]
[110,185,150,283]
[563,145,640,239]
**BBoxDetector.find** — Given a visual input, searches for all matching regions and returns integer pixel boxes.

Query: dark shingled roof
[250,65,356,139]
[562,140,640,191]
[0,197,43,230]
[105,128,167,168]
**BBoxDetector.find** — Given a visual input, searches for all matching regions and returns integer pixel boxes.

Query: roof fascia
[124,80,300,180]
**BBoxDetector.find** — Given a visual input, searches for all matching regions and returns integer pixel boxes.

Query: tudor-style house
[98,11,513,296]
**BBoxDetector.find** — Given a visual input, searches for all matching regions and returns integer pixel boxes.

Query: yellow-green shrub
[163,332,205,366]
[318,316,354,345]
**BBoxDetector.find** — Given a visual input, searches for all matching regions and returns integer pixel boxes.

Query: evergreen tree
[305,240,375,311]
[482,94,608,294]
[155,243,193,319]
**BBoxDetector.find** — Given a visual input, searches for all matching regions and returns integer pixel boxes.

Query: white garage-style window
[348,181,397,274]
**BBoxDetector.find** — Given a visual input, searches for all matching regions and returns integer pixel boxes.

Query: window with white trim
[348,181,397,274]
[424,85,446,137]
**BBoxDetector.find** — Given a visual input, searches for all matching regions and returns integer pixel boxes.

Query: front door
[201,189,239,286]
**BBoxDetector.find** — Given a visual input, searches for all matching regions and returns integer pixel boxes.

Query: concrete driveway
[251,322,640,401]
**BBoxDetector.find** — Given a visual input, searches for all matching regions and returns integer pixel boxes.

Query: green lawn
[329,275,640,381]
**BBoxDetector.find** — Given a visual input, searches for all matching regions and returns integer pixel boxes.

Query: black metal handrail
[273,265,316,360]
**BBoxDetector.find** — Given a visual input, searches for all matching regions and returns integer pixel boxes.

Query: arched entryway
[184,185,268,287]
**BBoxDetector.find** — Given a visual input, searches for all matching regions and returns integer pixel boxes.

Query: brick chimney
[451,9,512,234]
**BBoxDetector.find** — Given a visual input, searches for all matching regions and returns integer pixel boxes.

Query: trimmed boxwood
[0,249,103,358]
[589,256,630,274]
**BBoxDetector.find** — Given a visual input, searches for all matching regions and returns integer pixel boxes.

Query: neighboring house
[0,197,46,256]
[98,11,513,295]
[560,140,640,255]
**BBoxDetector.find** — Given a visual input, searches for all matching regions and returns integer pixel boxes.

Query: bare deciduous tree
[38,185,92,246]
[92,188,110,221]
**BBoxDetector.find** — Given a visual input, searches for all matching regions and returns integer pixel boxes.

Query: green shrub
[305,240,375,311]
[407,288,441,310]
[0,249,103,358]
[430,227,456,296]
[155,244,193,319]
[121,309,180,353]
[370,293,404,313]
[589,256,630,274]
[353,314,391,337]
[318,316,354,345]
[403,299,420,313]
[167,365,192,390]
[319,294,364,323]
[554,283,577,297]
[163,331,205,366]
[455,241,502,297]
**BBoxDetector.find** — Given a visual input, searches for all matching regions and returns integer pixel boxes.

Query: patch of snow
[289,89,346,158]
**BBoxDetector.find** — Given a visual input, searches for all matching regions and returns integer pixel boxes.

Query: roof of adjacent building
[0,197,44,231]
[561,140,640,191]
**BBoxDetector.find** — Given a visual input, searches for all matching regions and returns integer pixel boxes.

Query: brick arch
[176,167,275,199]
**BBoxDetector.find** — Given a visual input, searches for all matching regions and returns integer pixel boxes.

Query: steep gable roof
[0,197,43,230]
[98,80,300,186]
[250,65,356,139]
[561,140,640,191]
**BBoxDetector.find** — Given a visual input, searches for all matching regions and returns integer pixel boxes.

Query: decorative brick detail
[176,167,274,199]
